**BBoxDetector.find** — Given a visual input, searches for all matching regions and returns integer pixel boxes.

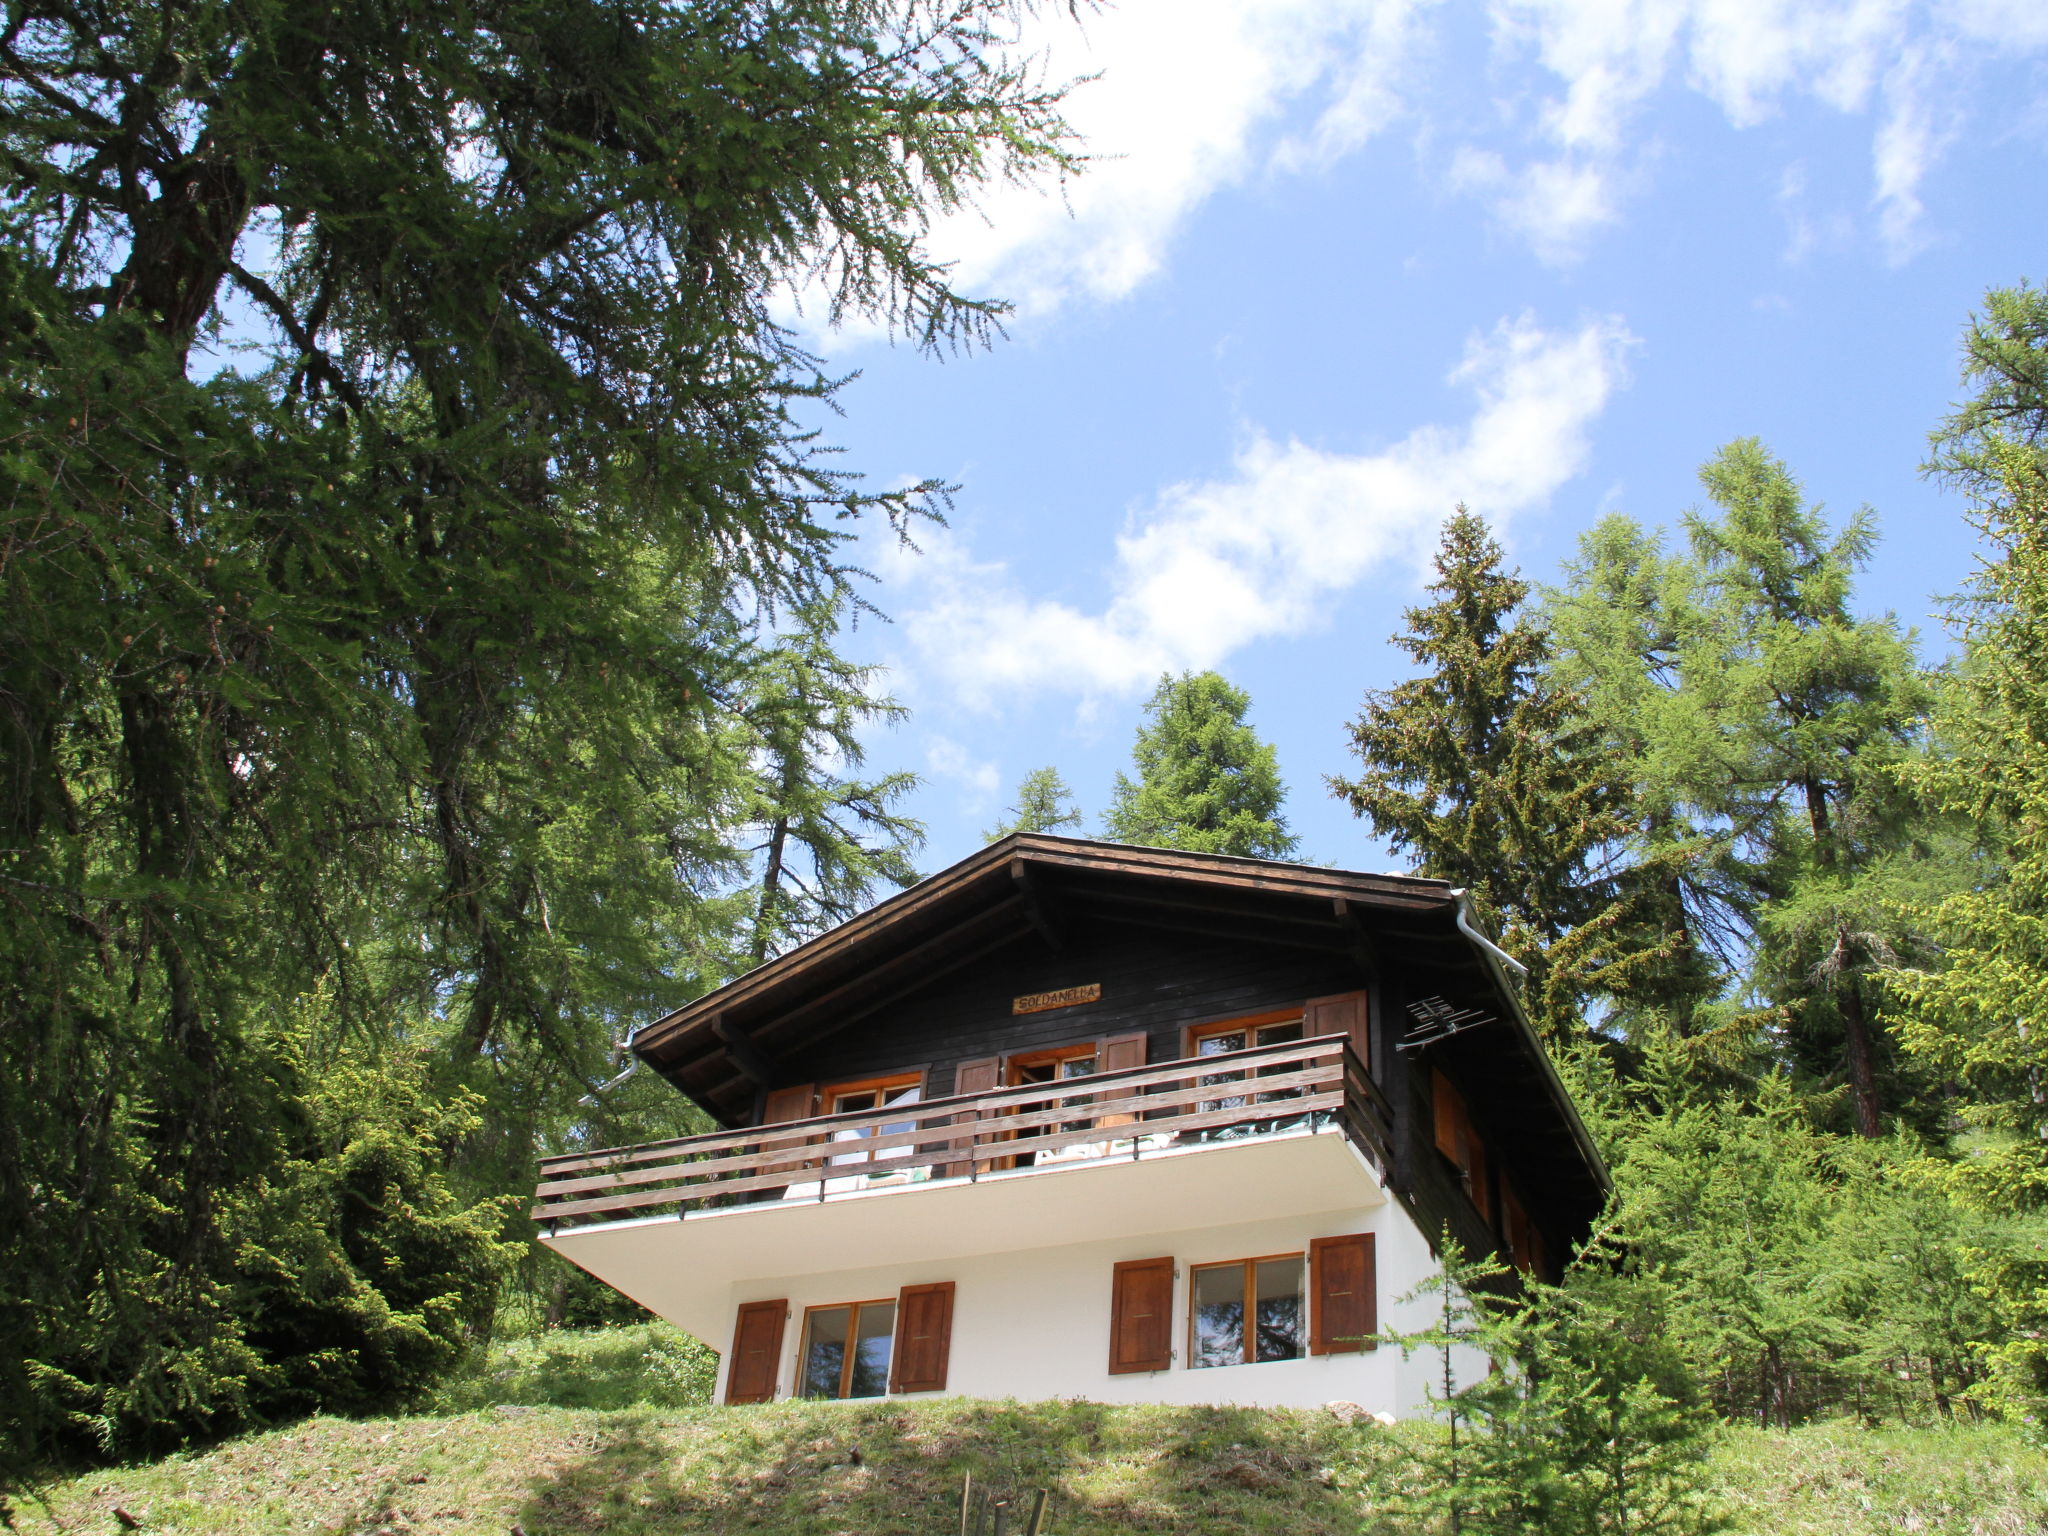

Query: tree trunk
[1837,953,1884,1138]
[751,815,790,968]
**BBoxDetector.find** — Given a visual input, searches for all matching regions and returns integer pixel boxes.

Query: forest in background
[3,0,2047,1526]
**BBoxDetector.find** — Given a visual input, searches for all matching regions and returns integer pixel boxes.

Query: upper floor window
[823,1073,923,1171]
[1187,1010,1307,1110]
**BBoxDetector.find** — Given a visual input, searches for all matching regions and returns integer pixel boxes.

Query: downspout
[1450,889,1527,980]
[577,1021,643,1108]
[1446,888,1611,1191]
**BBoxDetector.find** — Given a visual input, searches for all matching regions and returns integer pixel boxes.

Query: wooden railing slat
[537,1034,1347,1173]
[533,1034,1388,1227]
[534,1061,1343,1198]
[532,1090,1348,1222]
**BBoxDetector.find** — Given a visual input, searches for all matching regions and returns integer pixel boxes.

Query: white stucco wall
[729,1201,1455,1414]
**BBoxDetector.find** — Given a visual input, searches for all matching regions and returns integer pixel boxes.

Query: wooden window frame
[1002,1040,1102,1081]
[1186,1250,1307,1369]
[1180,1007,1308,1061]
[819,1070,928,1173]
[820,1069,927,1109]
[796,1296,898,1401]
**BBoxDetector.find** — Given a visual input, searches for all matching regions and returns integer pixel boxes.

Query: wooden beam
[710,1015,780,1087]
[1332,897,1383,981]
[1011,859,1065,952]
[1074,902,1353,953]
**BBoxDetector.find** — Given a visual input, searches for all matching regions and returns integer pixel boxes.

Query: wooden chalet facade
[533,835,1608,1413]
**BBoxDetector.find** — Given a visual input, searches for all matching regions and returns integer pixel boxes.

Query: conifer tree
[0,0,1075,1478]
[985,767,1084,841]
[737,602,924,968]
[1888,439,2048,1418]
[1685,441,1931,1137]
[1103,672,1297,859]
[1332,509,1635,1041]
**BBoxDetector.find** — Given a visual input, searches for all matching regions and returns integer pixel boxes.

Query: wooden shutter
[1109,1256,1174,1374]
[1304,990,1370,1074]
[946,1056,1001,1178]
[890,1281,956,1393]
[1465,1123,1492,1223]
[1095,1031,1147,1128]
[725,1299,787,1404]
[1309,1234,1376,1355]
[761,1082,818,1179]
[1431,1068,1464,1163]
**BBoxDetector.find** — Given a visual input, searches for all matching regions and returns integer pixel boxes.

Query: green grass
[13,1403,2044,1536]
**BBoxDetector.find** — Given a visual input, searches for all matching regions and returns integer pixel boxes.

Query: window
[798,1299,897,1399]
[1188,1254,1306,1368]
[1003,1044,1100,1164]
[822,1073,923,1173]
[1187,1010,1307,1112]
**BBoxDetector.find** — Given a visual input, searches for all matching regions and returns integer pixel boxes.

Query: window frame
[796,1296,898,1400]
[819,1070,926,1172]
[1180,1007,1307,1061]
[1186,1250,1308,1369]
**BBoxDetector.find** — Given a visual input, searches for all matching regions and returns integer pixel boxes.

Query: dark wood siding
[778,924,1365,1103]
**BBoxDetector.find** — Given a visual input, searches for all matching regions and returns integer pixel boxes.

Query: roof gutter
[1447,889,1612,1192]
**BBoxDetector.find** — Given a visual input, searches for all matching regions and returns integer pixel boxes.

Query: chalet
[532,835,1607,1414]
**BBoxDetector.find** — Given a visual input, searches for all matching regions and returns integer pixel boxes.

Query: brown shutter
[1095,1031,1147,1128]
[761,1082,818,1180]
[1465,1122,1492,1223]
[1109,1256,1175,1374]
[890,1281,956,1393]
[1431,1068,1463,1163]
[1309,1234,1376,1355]
[725,1298,788,1404]
[946,1056,1001,1178]
[1304,991,1370,1073]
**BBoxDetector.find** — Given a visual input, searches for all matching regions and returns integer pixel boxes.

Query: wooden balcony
[534,1034,1395,1231]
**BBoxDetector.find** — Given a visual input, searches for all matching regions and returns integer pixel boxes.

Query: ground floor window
[1189,1254,1306,1367]
[798,1298,897,1399]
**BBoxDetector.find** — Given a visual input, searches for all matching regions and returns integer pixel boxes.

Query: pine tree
[1102,672,1297,859]
[1331,508,1634,1041]
[985,767,1084,841]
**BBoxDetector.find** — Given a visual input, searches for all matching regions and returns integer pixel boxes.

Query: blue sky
[806,0,2048,877]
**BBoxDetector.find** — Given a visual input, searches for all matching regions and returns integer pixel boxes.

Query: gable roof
[633,834,1607,1210]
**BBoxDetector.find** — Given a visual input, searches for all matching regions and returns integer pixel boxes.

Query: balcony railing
[534,1034,1395,1230]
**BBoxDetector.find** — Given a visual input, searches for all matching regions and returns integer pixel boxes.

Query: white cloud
[890,314,1634,704]
[813,0,1427,335]
[1468,0,2041,264]
[924,735,1002,811]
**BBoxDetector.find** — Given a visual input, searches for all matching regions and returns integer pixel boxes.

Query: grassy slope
[14,1404,2044,1536]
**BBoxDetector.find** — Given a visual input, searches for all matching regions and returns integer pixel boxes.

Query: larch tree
[985,766,1084,841]
[1684,441,1931,1138]
[0,0,1077,1478]
[1331,509,1636,1044]
[738,602,924,969]
[1103,672,1298,859]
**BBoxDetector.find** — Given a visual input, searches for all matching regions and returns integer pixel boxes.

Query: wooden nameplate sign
[1012,984,1101,1015]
